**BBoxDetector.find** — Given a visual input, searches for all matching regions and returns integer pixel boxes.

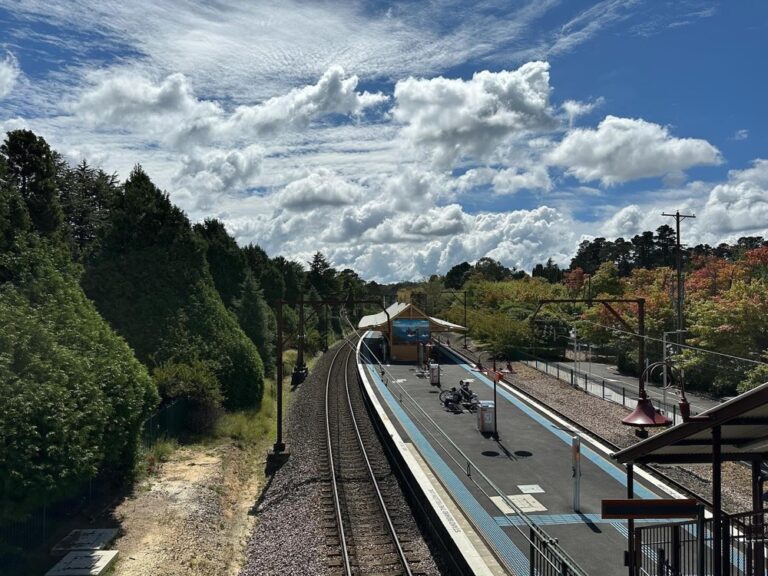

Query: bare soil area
[111,442,264,576]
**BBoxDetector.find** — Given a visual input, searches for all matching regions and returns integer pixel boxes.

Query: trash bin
[477,401,495,433]
[429,363,440,386]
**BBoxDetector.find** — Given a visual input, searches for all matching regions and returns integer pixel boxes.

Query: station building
[358,302,466,363]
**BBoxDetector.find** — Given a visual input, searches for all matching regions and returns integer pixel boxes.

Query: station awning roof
[613,381,768,465]
[357,302,466,333]
[358,302,408,329]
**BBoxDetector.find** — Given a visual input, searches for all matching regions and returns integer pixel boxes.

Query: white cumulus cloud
[0,52,20,99]
[600,204,649,239]
[365,204,468,243]
[277,169,363,211]
[492,165,552,195]
[173,145,263,209]
[70,67,387,149]
[71,71,217,126]
[548,115,722,185]
[393,62,555,167]
[561,97,604,127]
[699,159,768,236]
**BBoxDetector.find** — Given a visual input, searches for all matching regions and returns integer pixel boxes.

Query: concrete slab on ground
[45,550,118,575]
[51,529,118,556]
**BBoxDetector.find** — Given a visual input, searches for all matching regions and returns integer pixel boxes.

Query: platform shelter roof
[613,380,768,465]
[357,302,466,333]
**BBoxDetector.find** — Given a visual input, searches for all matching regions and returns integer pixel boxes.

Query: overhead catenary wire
[568,316,768,367]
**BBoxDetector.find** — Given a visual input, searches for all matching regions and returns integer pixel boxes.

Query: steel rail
[341,339,414,576]
[327,331,414,576]
[325,341,353,576]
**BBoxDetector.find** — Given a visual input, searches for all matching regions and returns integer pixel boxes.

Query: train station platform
[356,335,683,576]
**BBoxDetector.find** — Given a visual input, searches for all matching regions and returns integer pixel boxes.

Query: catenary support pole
[273,300,285,454]
[662,210,695,347]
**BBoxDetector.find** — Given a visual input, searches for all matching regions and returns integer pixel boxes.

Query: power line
[572,316,767,367]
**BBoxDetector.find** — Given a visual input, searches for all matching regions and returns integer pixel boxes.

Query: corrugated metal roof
[428,316,466,331]
[357,302,408,329]
[613,380,768,464]
[357,302,466,332]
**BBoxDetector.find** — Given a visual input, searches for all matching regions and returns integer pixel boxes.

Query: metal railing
[635,510,767,575]
[515,350,696,426]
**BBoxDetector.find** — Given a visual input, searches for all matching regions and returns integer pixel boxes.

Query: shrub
[153,361,223,433]
[738,363,768,394]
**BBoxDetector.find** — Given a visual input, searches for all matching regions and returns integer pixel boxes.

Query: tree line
[421,231,768,399]
[3,126,767,523]
[0,129,371,523]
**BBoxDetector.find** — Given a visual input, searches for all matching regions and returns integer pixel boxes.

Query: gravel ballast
[238,351,337,576]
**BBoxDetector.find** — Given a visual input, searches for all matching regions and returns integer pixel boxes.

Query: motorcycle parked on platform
[439,379,479,412]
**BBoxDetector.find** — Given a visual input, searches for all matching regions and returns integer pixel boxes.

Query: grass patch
[215,374,280,448]
[214,348,319,449]
[135,438,179,478]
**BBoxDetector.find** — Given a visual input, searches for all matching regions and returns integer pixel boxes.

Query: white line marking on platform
[491,495,547,515]
[517,484,545,494]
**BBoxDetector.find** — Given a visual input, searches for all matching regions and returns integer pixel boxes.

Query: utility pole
[662,211,696,346]
[440,290,468,349]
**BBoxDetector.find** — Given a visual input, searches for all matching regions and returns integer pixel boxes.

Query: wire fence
[514,349,696,426]
[0,399,188,569]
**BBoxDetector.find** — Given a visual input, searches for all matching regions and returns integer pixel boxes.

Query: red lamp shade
[623,397,671,438]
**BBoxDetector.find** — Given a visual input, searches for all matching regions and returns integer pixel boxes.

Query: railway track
[322,337,432,576]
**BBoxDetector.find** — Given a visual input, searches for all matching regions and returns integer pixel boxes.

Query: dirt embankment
[111,442,264,576]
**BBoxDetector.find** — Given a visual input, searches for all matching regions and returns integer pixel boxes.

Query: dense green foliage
[83,167,264,409]
[153,361,222,434]
[233,275,276,377]
[0,179,156,519]
[1,130,63,237]
[0,129,346,528]
[194,218,248,309]
[58,160,119,261]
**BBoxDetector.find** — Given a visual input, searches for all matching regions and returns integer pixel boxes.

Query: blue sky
[0,0,766,281]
